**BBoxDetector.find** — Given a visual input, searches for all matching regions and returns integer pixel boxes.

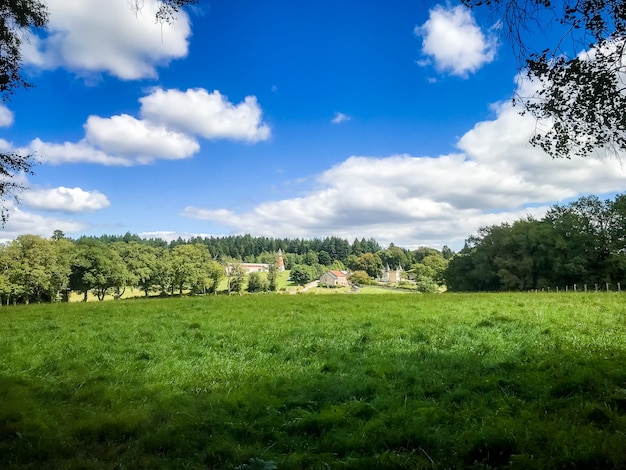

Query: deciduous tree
[352,253,384,279]
[247,272,268,293]
[205,260,224,294]
[227,262,246,295]
[348,270,372,286]
[71,239,128,301]
[3,235,56,303]
[170,243,211,295]
[463,0,626,158]
[266,261,278,292]
[111,241,158,297]
[290,264,316,286]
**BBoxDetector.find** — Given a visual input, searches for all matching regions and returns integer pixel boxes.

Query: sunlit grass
[1,293,625,468]
[70,270,296,301]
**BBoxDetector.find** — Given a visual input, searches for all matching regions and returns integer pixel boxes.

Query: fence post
[595,284,598,293]
[584,284,587,293]
[574,284,577,292]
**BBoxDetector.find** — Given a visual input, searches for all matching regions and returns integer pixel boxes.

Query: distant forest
[96,234,387,266]
[2,193,625,304]
[0,230,454,304]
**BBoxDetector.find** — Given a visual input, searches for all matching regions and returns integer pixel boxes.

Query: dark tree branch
[464,0,626,159]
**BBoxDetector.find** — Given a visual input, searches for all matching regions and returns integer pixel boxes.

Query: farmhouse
[240,263,269,273]
[238,250,286,274]
[320,270,350,287]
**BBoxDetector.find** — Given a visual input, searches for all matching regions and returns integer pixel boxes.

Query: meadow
[1,293,625,469]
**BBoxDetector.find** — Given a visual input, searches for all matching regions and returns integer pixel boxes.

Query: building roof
[326,270,347,278]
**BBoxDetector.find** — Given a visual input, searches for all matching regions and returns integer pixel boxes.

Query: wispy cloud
[331,112,351,124]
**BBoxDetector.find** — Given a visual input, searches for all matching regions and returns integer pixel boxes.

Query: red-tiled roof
[328,270,346,278]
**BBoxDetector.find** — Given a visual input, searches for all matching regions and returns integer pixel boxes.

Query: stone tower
[277,248,285,271]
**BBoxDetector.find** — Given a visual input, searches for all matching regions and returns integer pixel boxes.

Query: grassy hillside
[1,293,625,468]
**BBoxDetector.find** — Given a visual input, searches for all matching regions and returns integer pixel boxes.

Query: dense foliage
[461,0,626,159]
[0,232,451,304]
[5,193,626,299]
[446,193,626,291]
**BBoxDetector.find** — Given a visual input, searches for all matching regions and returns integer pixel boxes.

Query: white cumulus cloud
[21,187,110,213]
[85,114,200,162]
[140,88,271,142]
[181,84,626,249]
[0,104,14,127]
[25,138,133,166]
[14,87,269,166]
[0,202,89,243]
[22,0,191,80]
[416,5,497,77]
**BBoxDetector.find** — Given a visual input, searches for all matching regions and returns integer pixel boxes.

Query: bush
[349,270,372,286]
[247,273,269,293]
[415,275,438,293]
[290,264,317,286]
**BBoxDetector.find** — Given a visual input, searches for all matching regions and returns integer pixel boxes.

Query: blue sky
[1,0,625,249]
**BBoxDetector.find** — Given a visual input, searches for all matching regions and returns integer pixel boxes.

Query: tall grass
[1,293,625,469]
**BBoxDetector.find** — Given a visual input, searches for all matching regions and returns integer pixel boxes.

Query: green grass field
[1,293,625,469]
[70,271,299,301]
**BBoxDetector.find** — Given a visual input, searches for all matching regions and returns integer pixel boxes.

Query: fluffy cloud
[140,88,271,142]
[0,202,89,244]
[415,5,497,77]
[85,114,200,162]
[17,87,269,166]
[182,99,626,249]
[22,0,191,79]
[21,187,110,212]
[0,139,14,153]
[26,138,133,166]
[0,104,14,127]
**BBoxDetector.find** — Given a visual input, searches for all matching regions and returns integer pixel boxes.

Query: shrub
[349,270,372,286]
[415,275,438,293]
[247,273,269,293]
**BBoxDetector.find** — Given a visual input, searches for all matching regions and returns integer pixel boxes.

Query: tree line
[445,194,626,292]
[5,192,621,303]
[0,232,453,304]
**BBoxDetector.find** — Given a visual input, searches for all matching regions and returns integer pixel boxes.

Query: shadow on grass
[2,340,626,470]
